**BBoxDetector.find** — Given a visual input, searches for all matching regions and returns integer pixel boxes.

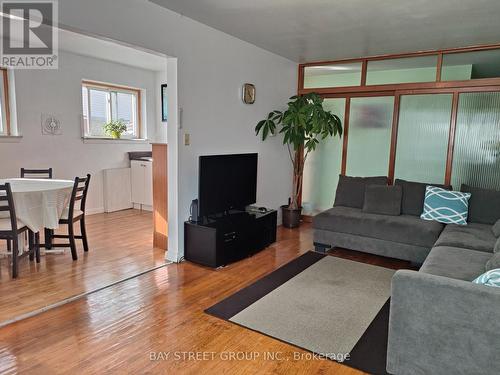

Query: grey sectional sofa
[312,176,500,374]
[313,176,450,264]
[388,195,500,374]
[314,205,444,264]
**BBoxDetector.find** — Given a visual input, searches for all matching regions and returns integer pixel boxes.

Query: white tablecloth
[0,178,74,232]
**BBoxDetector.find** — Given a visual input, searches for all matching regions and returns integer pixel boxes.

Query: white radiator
[103,167,133,212]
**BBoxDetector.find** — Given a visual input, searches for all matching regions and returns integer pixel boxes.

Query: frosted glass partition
[346,96,394,177]
[451,92,500,190]
[442,49,500,81]
[302,98,345,215]
[394,94,453,184]
[304,62,362,88]
[366,55,437,85]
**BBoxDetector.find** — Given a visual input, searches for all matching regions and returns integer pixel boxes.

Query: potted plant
[103,120,128,139]
[255,93,342,228]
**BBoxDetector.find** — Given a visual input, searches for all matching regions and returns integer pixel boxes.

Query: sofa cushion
[420,246,491,281]
[334,175,387,209]
[363,185,402,216]
[420,186,471,225]
[461,184,500,225]
[492,219,500,237]
[395,179,451,217]
[313,206,443,248]
[486,252,500,271]
[434,222,496,253]
[495,237,500,253]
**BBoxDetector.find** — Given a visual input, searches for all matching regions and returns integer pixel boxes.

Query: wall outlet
[184,133,190,146]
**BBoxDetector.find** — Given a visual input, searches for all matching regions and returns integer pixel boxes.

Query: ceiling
[149,0,500,63]
[59,28,167,72]
[0,14,168,71]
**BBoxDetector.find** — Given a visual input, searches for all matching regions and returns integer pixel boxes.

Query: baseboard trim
[133,203,153,212]
[86,207,105,215]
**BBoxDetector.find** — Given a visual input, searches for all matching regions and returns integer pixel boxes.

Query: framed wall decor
[161,84,168,122]
[242,83,255,104]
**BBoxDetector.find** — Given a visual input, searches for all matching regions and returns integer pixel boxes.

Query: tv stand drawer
[184,210,277,268]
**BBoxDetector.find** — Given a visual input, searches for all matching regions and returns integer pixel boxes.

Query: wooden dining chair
[48,174,91,260]
[20,168,53,179]
[17,167,53,251]
[0,183,40,278]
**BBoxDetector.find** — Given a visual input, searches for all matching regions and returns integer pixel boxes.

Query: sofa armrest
[387,270,500,375]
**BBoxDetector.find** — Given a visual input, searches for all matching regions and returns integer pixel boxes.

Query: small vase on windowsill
[111,131,121,139]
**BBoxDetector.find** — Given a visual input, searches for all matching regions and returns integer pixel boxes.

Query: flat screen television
[198,153,258,217]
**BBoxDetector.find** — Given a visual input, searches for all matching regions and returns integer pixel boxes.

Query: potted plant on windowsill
[255,93,342,228]
[103,120,127,139]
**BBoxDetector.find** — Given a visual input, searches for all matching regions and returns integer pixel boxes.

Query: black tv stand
[184,209,277,268]
[202,210,251,223]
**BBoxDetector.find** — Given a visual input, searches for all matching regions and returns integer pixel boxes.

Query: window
[0,69,11,136]
[441,49,500,81]
[366,55,438,85]
[82,81,141,139]
[303,62,362,88]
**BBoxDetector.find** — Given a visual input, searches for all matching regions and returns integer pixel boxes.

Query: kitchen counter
[128,151,152,161]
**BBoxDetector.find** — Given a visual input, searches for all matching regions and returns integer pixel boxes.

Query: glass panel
[111,92,137,137]
[451,92,500,190]
[394,94,453,184]
[81,86,89,133]
[304,62,362,88]
[346,96,394,177]
[442,49,500,81]
[302,98,345,215]
[89,88,109,136]
[366,55,437,85]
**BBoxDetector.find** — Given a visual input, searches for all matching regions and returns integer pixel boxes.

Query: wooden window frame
[0,68,11,136]
[81,80,142,139]
[297,43,500,206]
[298,43,500,95]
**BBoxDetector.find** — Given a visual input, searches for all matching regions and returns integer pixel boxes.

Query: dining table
[0,178,74,254]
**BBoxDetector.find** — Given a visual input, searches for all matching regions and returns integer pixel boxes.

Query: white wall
[55,0,296,261]
[0,50,158,213]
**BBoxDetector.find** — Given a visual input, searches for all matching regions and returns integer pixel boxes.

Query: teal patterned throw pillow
[420,186,471,225]
[473,269,500,287]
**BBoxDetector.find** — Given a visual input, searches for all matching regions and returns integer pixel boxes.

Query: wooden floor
[0,209,165,324]
[0,222,414,375]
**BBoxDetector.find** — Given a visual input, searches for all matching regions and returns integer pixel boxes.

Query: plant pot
[111,131,121,139]
[281,205,302,228]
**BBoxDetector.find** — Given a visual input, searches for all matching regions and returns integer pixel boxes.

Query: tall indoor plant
[255,93,342,228]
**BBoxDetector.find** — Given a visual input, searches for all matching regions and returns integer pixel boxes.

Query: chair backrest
[67,174,91,219]
[20,168,53,179]
[0,183,19,233]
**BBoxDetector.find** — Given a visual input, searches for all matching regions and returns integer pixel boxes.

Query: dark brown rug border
[205,251,326,320]
[204,251,389,375]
